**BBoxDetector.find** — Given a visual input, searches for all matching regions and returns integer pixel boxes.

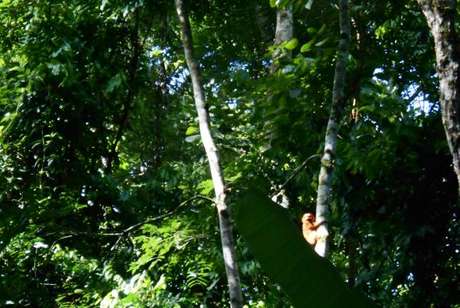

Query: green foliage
[0,0,458,307]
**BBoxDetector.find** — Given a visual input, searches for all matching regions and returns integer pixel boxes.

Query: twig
[121,195,215,234]
[48,195,215,249]
[406,85,423,103]
[271,154,321,198]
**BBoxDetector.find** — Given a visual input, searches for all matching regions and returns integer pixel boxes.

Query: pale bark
[270,5,294,207]
[274,6,293,46]
[417,0,460,196]
[271,188,289,208]
[174,1,243,307]
[314,0,350,257]
[270,5,294,73]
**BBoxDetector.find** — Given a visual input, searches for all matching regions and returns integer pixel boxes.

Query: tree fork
[174,1,243,307]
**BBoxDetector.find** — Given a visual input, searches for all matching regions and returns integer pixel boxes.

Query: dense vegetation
[0,0,458,307]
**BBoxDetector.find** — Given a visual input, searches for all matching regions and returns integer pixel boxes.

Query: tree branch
[48,195,215,247]
[271,154,321,198]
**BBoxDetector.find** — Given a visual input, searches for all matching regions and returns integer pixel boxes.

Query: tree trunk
[270,5,294,208]
[417,0,460,196]
[314,0,350,257]
[270,5,293,73]
[174,1,243,307]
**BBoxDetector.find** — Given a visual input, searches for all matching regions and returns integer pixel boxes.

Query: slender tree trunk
[175,1,243,307]
[269,5,293,208]
[270,5,293,73]
[417,0,460,196]
[274,7,293,45]
[314,0,350,257]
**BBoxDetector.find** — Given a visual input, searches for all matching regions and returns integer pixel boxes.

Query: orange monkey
[301,213,322,246]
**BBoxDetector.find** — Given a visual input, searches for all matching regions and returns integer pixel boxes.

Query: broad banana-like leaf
[235,190,374,308]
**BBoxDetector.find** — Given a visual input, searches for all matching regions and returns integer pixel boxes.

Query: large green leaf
[235,190,374,308]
